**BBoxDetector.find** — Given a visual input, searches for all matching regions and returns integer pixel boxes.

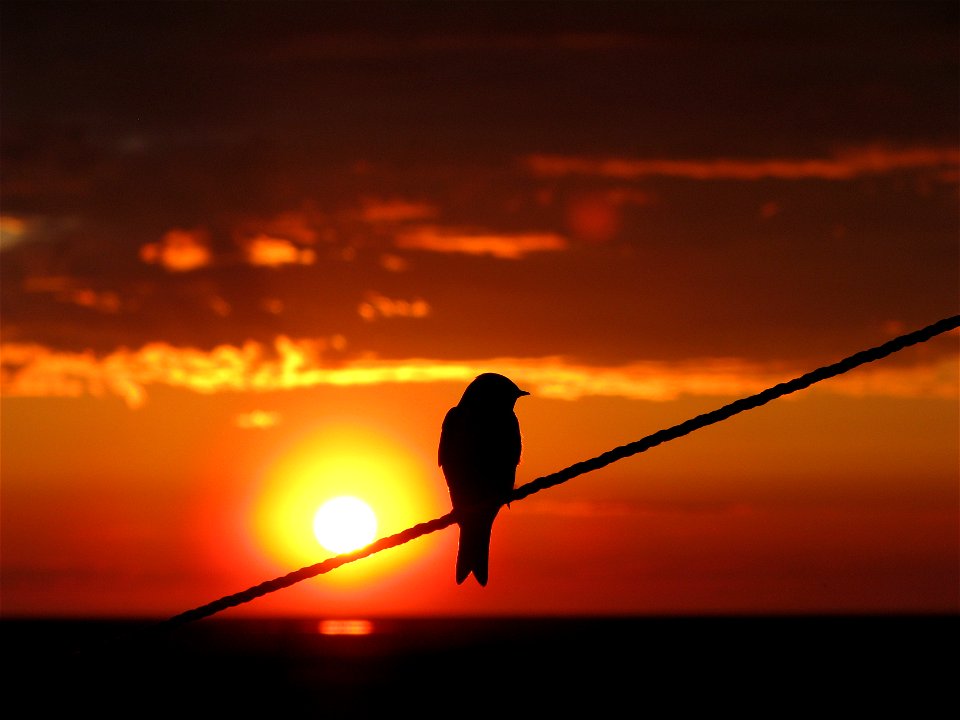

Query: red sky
[1,1,957,618]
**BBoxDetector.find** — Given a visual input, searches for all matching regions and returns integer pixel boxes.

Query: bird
[439,373,529,586]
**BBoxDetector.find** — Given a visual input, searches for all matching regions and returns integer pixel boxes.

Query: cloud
[357,292,430,321]
[232,207,323,258]
[0,215,28,251]
[2,337,955,408]
[22,276,121,314]
[396,226,568,259]
[139,216,321,272]
[250,210,320,244]
[526,145,960,182]
[140,228,212,272]
[360,198,438,223]
[0,214,81,251]
[244,235,316,267]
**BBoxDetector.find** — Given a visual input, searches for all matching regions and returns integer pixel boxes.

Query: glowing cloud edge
[1,335,956,408]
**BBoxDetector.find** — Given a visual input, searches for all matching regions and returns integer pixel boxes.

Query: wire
[156,314,958,630]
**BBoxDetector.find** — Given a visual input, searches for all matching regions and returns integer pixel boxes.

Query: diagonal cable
[157,314,958,630]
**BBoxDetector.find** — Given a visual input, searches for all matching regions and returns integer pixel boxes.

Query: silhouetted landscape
[4,615,956,715]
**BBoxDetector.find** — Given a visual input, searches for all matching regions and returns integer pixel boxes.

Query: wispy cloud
[527,145,960,182]
[22,276,121,314]
[244,235,316,267]
[0,214,81,251]
[3,337,954,409]
[360,198,438,224]
[140,228,212,272]
[357,292,430,321]
[138,212,323,271]
[396,226,568,259]
[246,209,320,244]
[0,215,28,251]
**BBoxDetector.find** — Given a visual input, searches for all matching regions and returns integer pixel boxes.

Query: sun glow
[313,495,377,553]
[254,423,444,584]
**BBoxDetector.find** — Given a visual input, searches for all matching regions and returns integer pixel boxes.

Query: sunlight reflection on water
[317,618,374,636]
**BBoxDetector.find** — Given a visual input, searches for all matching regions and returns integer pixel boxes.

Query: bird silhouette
[439,373,529,586]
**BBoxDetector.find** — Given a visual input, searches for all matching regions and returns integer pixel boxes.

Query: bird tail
[456,513,496,586]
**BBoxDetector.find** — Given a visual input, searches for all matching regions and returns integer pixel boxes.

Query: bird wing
[439,405,520,509]
[439,405,476,509]
[438,405,463,470]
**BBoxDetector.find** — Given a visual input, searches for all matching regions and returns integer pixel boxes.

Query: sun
[313,495,377,554]
[253,422,447,584]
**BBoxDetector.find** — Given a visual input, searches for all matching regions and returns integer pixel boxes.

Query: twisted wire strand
[157,314,958,631]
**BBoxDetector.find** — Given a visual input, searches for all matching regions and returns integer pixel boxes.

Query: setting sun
[313,496,377,554]
[252,422,447,585]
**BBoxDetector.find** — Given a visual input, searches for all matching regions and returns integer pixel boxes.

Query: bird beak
[518,389,530,397]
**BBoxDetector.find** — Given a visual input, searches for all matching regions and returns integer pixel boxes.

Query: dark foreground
[3,616,956,716]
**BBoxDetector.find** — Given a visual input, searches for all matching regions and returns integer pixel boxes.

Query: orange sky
[1,1,958,618]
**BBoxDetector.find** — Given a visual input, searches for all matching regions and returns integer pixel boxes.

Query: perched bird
[439,373,529,586]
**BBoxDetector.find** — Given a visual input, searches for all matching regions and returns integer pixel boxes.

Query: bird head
[459,373,529,409]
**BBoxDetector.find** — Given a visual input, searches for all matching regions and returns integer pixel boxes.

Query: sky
[1,1,957,619]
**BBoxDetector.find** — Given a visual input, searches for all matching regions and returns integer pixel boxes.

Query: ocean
[3,615,955,716]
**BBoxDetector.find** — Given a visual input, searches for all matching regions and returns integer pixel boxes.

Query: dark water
[3,615,955,716]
